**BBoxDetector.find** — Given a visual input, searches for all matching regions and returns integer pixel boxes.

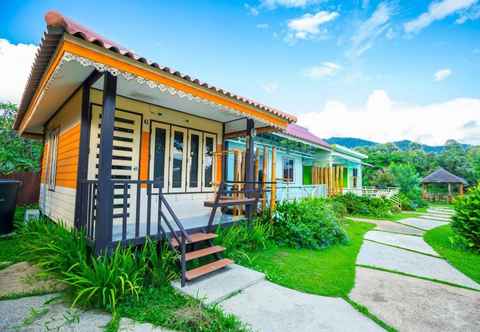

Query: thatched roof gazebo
[421,167,467,202]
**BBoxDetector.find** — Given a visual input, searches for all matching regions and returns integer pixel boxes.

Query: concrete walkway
[0,293,174,332]
[174,264,383,332]
[351,208,480,331]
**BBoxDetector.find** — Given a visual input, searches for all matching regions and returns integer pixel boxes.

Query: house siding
[39,89,82,227]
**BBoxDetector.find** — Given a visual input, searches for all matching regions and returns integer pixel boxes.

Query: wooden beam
[262,146,268,210]
[270,147,277,213]
[95,72,117,254]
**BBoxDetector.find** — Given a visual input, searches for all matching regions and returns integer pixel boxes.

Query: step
[185,245,225,261]
[171,232,217,247]
[204,198,256,207]
[186,258,234,281]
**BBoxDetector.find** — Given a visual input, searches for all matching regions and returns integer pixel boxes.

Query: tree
[0,103,42,174]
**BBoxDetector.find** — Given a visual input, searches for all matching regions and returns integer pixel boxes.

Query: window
[352,168,358,187]
[170,127,187,192]
[203,133,216,190]
[187,130,202,191]
[46,129,59,190]
[283,158,294,183]
[150,122,170,190]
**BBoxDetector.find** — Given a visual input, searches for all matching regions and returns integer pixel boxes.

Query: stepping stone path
[174,264,383,331]
[0,293,175,332]
[352,207,480,331]
[350,267,480,332]
[396,217,448,231]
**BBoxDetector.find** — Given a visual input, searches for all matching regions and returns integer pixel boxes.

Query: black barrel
[0,180,21,235]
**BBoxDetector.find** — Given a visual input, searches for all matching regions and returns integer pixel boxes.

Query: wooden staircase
[171,231,233,286]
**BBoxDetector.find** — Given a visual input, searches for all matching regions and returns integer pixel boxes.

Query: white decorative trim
[49,52,281,129]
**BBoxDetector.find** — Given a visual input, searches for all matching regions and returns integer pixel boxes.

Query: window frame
[149,121,171,191]
[282,158,294,183]
[202,133,217,191]
[187,129,203,192]
[169,126,188,193]
[46,128,60,191]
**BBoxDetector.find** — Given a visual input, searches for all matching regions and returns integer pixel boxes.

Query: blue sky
[1,0,479,145]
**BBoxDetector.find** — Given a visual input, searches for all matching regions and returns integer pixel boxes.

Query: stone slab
[365,231,439,256]
[357,241,480,289]
[419,215,451,222]
[350,267,480,332]
[172,264,265,305]
[0,294,111,331]
[119,318,176,332]
[348,217,425,236]
[396,218,448,231]
[221,280,384,332]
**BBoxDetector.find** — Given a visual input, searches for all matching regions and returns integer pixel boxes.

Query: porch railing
[78,179,190,249]
[342,186,400,199]
[274,181,328,202]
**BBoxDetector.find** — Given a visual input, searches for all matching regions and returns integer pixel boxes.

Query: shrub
[331,193,395,218]
[64,245,146,312]
[272,198,348,249]
[215,217,273,262]
[17,218,88,276]
[451,184,480,252]
[17,219,179,313]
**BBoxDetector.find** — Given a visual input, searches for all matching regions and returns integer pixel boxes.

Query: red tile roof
[284,124,331,149]
[16,11,296,130]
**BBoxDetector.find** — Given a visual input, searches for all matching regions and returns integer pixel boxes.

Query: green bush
[17,219,179,313]
[272,198,348,249]
[451,184,480,252]
[17,218,88,276]
[64,245,146,312]
[331,193,395,218]
[215,217,273,262]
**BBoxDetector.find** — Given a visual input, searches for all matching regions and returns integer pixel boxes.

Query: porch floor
[111,213,236,242]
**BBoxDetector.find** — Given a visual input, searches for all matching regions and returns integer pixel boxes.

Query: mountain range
[325,137,470,153]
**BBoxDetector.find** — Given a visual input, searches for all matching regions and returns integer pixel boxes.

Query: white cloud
[349,2,395,57]
[0,39,37,104]
[456,3,480,23]
[286,11,339,42]
[261,81,279,94]
[256,23,270,29]
[303,62,342,79]
[297,90,480,145]
[404,0,478,34]
[260,0,321,9]
[434,68,452,81]
[245,3,260,16]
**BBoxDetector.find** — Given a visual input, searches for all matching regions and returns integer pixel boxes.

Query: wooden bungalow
[224,124,367,203]
[421,168,467,202]
[14,11,296,285]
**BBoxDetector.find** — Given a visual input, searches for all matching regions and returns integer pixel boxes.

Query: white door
[88,105,142,239]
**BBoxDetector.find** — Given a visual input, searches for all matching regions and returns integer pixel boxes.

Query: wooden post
[74,70,101,229]
[262,146,268,210]
[270,147,277,213]
[245,119,255,220]
[459,183,464,196]
[95,72,117,254]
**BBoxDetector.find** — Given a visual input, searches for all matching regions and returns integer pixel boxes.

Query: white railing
[342,187,400,199]
[275,183,328,202]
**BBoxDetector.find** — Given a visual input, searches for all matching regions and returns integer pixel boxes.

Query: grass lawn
[241,220,375,297]
[117,285,248,332]
[424,225,480,284]
[0,205,28,268]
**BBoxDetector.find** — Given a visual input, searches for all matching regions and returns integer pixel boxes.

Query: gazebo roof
[421,168,467,185]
